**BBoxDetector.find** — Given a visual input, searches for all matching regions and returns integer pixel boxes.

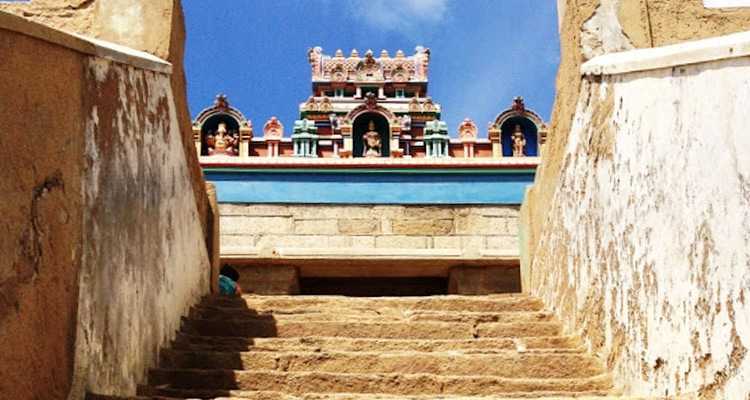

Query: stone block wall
[220,204,520,259]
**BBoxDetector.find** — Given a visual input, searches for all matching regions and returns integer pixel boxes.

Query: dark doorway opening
[300,277,448,296]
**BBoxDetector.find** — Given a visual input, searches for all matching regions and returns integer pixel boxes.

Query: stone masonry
[220,204,520,258]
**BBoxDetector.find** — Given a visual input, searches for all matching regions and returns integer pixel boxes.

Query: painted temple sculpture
[193,47,548,161]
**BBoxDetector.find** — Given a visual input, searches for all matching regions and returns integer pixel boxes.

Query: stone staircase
[133,294,624,399]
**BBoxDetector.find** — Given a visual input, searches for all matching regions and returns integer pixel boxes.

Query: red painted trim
[200,161,539,170]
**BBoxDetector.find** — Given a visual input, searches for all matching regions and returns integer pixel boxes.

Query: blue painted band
[205,169,535,205]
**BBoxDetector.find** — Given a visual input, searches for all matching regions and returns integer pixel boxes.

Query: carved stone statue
[208,122,237,156]
[363,120,382,157]
[511,124,526,157]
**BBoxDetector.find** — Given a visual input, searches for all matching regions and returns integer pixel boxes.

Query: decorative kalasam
[263,117,284,140]
[458,118,478,142]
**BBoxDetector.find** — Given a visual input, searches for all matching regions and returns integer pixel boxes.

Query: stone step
[181,319,562,339]
[131,390,634,400]
[98,391,649,400]
[206,295,545,313]
[146,370,613,396]
[171,334,583,353]
[159,349,604,379]
[190,306,555,324]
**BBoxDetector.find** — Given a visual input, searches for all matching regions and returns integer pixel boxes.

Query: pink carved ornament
[263,117,284,140]
[458,118,478,142]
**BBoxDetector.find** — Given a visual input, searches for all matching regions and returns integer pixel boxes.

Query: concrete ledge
[273,247,463,259]
[0,11,171,74]
[480,249,520,259]
[222,247,261,257]
[222,247,521,261]
[581,30,750,76]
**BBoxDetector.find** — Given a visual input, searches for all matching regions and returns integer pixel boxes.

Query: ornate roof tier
[308,46,431,83]
[193,46,548,163]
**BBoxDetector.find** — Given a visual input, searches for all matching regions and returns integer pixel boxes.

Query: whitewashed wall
[530,37,750,398]
[704,0,750,8]
[68,56,210,398]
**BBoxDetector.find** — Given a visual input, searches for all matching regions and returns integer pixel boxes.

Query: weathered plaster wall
[522,0,750,269]
[0,25,86,400]
[530,48,750,398]
[0,0,213,270]
[0,11,212,400]
[67,56,210,398]
[221,204,520,260]
[520,1,750,397]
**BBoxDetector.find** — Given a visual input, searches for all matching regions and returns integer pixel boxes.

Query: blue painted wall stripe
[205,170,535,205]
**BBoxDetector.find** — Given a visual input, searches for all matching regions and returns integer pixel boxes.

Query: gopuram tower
[191,46,549,294]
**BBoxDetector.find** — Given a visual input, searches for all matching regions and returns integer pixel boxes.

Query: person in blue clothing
[219,264,242,296]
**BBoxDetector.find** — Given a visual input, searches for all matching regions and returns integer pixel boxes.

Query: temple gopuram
[193,47,548,294]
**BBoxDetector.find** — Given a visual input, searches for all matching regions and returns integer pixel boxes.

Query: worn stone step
[131,389,635,400]
[97,391,646,400]
[190,306,555,324]
[171,335,583,353]
[181,319,561,339]
[147,370,613,395]
[206,295,545,313]
[159,349,604,379]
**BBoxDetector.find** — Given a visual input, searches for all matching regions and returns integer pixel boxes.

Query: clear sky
[183,0,560,134]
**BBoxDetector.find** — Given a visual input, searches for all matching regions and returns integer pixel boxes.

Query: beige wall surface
[0,26,86,400]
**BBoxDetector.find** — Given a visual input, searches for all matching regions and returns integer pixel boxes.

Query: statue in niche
[511,124,526,157]
[400,115,412,131]
[362,120,382,157]
[207,122,238,156]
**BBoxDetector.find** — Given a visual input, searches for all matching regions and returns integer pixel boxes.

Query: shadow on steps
[88,294,277,399]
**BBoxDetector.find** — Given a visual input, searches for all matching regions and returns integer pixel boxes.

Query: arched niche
[200,114,241,156]
[193,94,251,157]
[353,112,390,157]
[493,98,545,157]
[500,116,538,157]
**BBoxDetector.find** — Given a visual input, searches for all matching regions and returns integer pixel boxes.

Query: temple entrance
[200,114,240,155]
[353,113,390,157]
[500,116,538,157]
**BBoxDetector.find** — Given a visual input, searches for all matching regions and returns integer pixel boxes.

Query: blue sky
[183,0,560,134]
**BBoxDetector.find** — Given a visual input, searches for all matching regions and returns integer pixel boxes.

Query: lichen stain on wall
[69,57,210,398]
[530,58,750,398]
